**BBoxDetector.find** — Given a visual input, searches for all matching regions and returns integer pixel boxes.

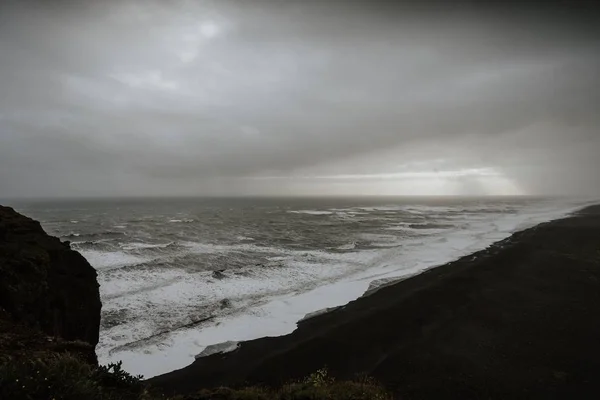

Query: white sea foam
[81,250,146,270]
[97,199,594,378]
[357,206,404,212]
[100,268,183,299]
[195,341,239,358]
[288,210,333,215]
[336,242,356,250]
[330,209,369,216]
[237,236,255,241]
[120,242,173,250]
[385,223,451,235]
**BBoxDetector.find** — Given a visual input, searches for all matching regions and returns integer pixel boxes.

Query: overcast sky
[1,0,599,198]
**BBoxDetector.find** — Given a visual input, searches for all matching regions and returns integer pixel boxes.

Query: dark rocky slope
[152,205,600,399]
[0,205,101,363]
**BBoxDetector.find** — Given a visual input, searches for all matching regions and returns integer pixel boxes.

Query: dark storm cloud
[1,0,599,197]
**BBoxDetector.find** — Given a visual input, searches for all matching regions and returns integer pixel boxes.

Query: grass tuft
[1,355,391,400]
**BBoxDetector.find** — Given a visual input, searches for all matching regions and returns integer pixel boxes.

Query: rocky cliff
[0,205,101,363]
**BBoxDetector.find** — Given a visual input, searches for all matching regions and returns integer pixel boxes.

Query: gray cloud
[1,0,599,197]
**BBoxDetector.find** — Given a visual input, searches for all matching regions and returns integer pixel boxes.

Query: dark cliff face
[0,205,101,357]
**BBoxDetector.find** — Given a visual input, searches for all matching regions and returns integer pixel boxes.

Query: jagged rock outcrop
[0,205,101,363]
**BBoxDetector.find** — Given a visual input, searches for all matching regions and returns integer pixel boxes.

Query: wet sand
[150,205,600,399]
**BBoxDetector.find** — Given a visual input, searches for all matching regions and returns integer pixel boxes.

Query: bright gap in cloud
[177,20,223,63]
[199,21,220,38]
[254,167,524,196]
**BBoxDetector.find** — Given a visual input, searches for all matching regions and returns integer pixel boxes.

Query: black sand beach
[151,205,600,399]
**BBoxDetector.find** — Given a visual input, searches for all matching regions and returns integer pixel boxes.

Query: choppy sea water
[10,196,593,377]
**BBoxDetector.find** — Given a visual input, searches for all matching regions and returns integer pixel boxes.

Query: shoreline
[150,204,600,398]
[297,201,594,322]
[100,200,589,378]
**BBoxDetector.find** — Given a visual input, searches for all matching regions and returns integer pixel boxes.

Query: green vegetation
[0,355,391,400]
[0,355,152,400]
[187,371,390,400]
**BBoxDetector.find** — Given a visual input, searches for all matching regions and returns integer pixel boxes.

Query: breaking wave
[22,196,594,378]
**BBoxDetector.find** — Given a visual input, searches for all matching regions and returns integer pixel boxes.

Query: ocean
[8,196,592,377]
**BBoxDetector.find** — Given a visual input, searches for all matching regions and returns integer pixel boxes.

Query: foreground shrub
[0,354,149,400]
[185,369,391,400]
[280,369,390,400]
[96,360,145,391]
[185,382,390,400]
[0,354,99,400]
[186,386,273,400]
[1,355,391,400]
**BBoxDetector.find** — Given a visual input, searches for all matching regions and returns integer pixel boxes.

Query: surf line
[108,316,215,356]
